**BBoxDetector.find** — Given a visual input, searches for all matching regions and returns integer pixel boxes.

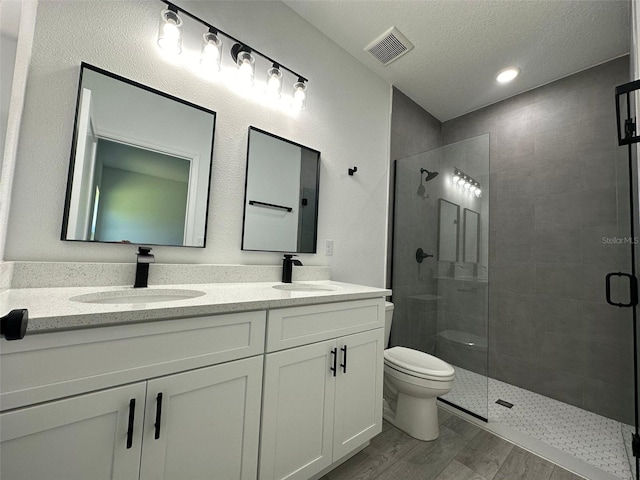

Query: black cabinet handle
[154,393,163,440]
[330,348,337,377]
[340,345,348,374]
[126,398,135,449]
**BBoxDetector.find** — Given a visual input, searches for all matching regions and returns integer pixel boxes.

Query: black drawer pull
[330,348,337,377]
[340,345,348,374]
[154,393,163,439]
[126,398,135,449]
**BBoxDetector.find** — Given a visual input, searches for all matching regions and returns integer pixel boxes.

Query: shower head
[420,168,439,182]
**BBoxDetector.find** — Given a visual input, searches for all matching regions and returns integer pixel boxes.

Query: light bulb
[475,188,482,197]
[452,175,460,184]
[464,182,471,190]
[292,80,307,110]
[236,51,255,86]
[201,32,222,72]
[266,66,283,99]
[163,23,179,41]
[158,9,183,55]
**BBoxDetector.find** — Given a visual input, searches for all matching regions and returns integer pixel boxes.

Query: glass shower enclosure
[391,133,490,420]
[391,82,640,478]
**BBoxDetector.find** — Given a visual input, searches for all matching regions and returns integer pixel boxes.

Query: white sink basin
[70,288,206,305]
[273,283,337,292]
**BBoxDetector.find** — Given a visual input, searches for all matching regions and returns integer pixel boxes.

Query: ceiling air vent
[365,27,414,66]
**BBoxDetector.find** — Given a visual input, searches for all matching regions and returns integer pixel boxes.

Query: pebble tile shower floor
[441,366,633,479]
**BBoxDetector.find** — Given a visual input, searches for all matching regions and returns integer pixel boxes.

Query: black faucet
[282,254,303,283]
[134,246,155,288]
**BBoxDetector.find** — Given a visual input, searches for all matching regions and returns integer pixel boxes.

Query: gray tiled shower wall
[388,88,442,288]
[390,56,634,424]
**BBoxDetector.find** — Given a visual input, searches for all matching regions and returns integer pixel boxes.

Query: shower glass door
[616,79,640,480]
[391,133,490,420]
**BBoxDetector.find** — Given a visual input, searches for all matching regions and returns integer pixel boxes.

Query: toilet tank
[384,302,394,348]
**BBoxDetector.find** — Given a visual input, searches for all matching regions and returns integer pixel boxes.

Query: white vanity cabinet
[0,311,266,480]
[138,356,263,480]
[1,382,147,480]
[0,289,389,480]
[259,299,385,480]
[0,357,263,480]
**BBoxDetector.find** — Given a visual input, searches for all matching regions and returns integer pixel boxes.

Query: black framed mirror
[463,208,480,263]
[437,198,460,262]
[241,127,320,253]
[61,63,216,247]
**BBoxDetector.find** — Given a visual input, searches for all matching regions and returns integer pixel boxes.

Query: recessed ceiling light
[496,67,520,84]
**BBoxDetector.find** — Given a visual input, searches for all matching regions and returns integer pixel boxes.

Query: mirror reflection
[242,127,320,253]
[463,208,480,263]
[62,63,216,247]
[438,198,459,262]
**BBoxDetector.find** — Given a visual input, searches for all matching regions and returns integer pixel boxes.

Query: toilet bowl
[383,302,455,441]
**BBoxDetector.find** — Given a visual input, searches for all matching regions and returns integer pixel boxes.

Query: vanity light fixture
[156,1,309,111]
[231,44,256,86]
[157,6,183,55]
[452,168,481,197]
[292,78,307,110]
[266,64,283,99]
[200,29,222,73]
[496,67,520,84]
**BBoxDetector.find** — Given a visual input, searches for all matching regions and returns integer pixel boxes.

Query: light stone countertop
[0,281,391,334]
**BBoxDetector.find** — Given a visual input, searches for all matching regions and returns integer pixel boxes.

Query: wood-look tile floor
[320,409,585,480]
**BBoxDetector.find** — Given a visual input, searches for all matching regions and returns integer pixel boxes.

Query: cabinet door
[260,340,336,480]
[139,356,263,480]
[0,383,146,480]
[333,328,384,459]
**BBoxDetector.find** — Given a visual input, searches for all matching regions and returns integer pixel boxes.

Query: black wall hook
[348,166,358,176]
[1,309,29,340]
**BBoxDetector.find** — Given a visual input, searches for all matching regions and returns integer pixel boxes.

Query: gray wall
[441,56,633,423]
[388,88,441,351]
[388,87,441,289]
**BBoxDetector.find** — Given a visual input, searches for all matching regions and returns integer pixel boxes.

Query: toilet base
[383,394,440,441]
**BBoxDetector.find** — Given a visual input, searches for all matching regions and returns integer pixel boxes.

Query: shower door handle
[606,272,638,307]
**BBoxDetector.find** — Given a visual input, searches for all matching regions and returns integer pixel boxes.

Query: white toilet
[383,302,455,441]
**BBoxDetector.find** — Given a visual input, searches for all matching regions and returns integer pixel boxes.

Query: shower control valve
[415,248,434,263]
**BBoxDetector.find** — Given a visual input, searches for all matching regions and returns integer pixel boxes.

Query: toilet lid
[384,346,455,379]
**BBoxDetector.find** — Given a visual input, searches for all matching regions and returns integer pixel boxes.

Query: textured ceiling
[284,0,631,121]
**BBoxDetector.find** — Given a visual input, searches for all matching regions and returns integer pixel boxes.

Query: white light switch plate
[325,239,333,256]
